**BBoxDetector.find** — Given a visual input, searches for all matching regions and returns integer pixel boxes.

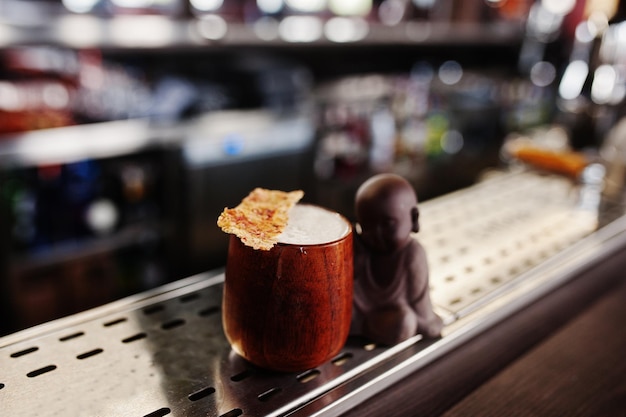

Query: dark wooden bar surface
[443,275,626,417]
[341,247,626,417]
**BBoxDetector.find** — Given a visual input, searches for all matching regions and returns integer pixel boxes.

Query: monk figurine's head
[355,173,419,254]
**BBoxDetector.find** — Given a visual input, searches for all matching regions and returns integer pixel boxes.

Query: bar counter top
[2,168,625,417]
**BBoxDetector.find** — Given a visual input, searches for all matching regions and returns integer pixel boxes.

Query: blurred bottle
[553,1,623,149]
[116,159,159,227]
[3,173,37,252]
[27,161,98,250]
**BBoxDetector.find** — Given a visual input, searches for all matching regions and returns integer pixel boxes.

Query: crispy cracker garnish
[217,188,304,250]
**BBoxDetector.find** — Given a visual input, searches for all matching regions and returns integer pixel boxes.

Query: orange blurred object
[510,146,589,178]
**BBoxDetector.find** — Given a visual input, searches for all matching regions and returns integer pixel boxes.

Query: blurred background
[0,0,624,335]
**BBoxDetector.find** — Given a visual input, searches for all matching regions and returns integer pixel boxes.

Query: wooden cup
[222,208,353,372]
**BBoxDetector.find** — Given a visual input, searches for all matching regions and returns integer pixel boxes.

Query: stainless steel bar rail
[2,168,625,417]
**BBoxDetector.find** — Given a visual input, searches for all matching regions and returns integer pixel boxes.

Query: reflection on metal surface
[422,169,598,318]
[2,169,625,417]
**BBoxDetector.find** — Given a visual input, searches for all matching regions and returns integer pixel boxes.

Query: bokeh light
[325,17,369,42]
[591,64,617,104]
[438,61,463,85]
[62,0,99,13]
[285,0,326,13]
[257,0,284,14]
[558,60,588,100]
[328,0,372,16]
[541,0,575,16]
[190,0,224,12]
[279,16,323,42]
[530,61,556,87]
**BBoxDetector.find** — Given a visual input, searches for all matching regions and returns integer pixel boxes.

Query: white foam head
[278,204,350,245]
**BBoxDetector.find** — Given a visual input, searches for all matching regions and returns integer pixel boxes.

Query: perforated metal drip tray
[3,169,626,417]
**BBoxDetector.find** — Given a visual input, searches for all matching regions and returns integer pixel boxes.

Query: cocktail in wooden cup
[221,202,353,372]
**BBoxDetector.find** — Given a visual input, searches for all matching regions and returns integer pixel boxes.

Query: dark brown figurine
[351,173,443,345]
